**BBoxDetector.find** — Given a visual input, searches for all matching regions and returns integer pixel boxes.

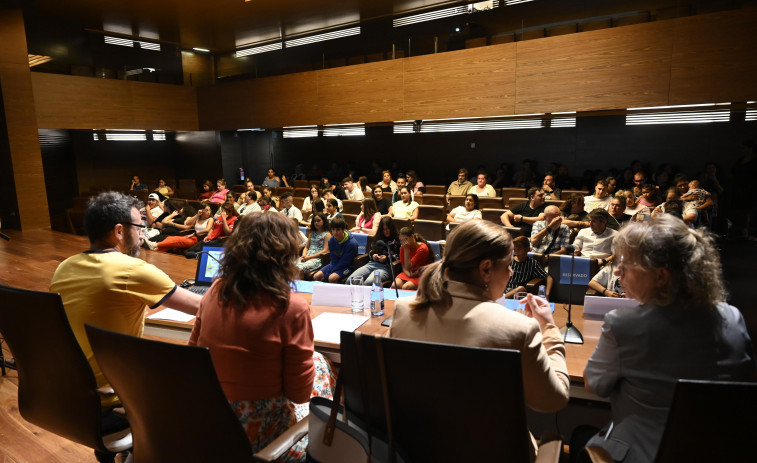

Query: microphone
[565,244,576,254]
[374,240,386,249]
[560,244,584,344]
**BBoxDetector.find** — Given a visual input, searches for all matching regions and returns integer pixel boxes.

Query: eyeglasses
[617,256,642,277]
[124,222,147,234]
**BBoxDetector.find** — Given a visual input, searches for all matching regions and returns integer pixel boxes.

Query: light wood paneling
[32,74,199,130]
[403,44,516,120]
[669,8,757,105]
[0,9,50,230]
[317,60,403,125]
[515,21,673,114]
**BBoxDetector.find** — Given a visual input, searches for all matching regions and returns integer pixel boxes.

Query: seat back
[547,255,599,305]
[340,332,532,463]
[419,194,446,206]
[448,195,465,210]
[654,379,757,462]
[417,205,445,221]
[342,200,362,215]
[85,325,254,463]
[501,188,527,207]
[293,179,309,188]
[478,196,504,209]
[424,185,446,195]
[0,285,110,452]
[481,208,506,225]
[509,197,529,208]
[413,219,444,242]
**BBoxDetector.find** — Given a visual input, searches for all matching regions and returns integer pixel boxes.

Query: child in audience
[505,236,550,299]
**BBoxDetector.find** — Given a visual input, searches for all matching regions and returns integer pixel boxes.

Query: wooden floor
[0,229,196,462]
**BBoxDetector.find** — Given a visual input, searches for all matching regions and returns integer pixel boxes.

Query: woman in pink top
[209,178,230,203]
[189,212,334,461]
[350,198,381,236]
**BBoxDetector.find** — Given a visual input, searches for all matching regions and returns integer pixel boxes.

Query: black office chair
[85,324,307,463]
[338,332,562,463]
[0,284,132,463]
[582,379,757,462]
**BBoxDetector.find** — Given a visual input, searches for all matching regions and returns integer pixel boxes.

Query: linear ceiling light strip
[235,42,283,57]
[285,27,360,48]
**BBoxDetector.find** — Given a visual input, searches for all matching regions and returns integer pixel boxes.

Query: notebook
[187,244,224,295]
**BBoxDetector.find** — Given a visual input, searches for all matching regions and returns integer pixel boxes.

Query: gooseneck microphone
[560,244,584,344]
[374,240,399,298]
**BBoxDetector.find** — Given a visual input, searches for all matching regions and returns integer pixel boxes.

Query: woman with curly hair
[189,212,335,461]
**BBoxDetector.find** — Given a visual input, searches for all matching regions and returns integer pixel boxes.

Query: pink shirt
[210,188,229,203]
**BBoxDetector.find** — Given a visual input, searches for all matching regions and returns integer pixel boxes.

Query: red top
[206,215,238,241]
[188,282,316,403]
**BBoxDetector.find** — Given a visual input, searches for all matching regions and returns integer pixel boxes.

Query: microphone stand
[375,240,399,298]
[560,247,584,344]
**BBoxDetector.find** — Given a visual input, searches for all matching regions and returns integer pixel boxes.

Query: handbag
[307,335,403,463]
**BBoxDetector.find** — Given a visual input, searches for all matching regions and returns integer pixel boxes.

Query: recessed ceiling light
[193,47,210,53]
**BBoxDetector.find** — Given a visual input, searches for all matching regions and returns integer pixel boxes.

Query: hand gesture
[549,215,562,230]
[520,293,555,326]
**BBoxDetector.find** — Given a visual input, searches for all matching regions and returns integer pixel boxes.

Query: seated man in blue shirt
[313,217,358,283]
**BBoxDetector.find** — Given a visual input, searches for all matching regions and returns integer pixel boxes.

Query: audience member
[154,178,174,198]
[145,202,215,252]
[652,187,697,225]
[588,260,623,298]
[391,176,412,203]
[297,212,331,277]
[238,191,260,216]
[210,179,229,204]
[637,184,659,208]
[302,185,320,214]
[143,193,164,228]
[312,217,358,283]
[607,196,630,230]
[394,227,433,290]
[632,171,646,198]
[446,193,482,231]
[371,186,392,215]
[530,205,570,255]
[388,220,569,458]
[605,176,618,197]
[582,215,756,462]
[468,173,497,197]
[348,216,401,286]
[405,170,425,194]
[324,198,343,223]
[447,168,473,197]
[188,212,335,461]
[501,187,547,237]
[130,175,148,191]
[321,189,343,212]
[573,209,617,261]
[559,194,590,229]
[505,236,550,299]
[378,170,397,193]
[584,179,612,212]
[389,187,420,220]
[620,190,650,219]
[342,177,364,201]
[351,198,381,236]
[279,192,303,221]
[262,168,282,187]
[198,180,214,200]
[185,201,239,256]
[51,192,201,410]
[542,172,562,200]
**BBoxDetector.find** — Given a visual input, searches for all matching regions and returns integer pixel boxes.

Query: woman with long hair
[154,178,174,198]
[388,187,419,220]
[372,185,391,215]
[199,180,214,200]
[189,213,335,461]
[302,184,320,214]
[394,227,434,290]
[405,170,425,194]
[349,216,400,286]
[446,193,482,230]
[210,179,229,204]
[350,198,381,236]
[388,220,570,456]
[296,212,331,277]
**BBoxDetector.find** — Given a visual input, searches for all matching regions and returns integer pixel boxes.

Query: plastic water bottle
[371,271,385,317]
[538,285,547,300]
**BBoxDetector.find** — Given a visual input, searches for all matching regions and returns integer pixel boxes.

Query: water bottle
[538,285,547,300]
[371,271,385,316]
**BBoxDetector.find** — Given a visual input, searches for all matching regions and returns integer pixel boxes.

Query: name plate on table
[312,283,371,310]
[583,295,638,317]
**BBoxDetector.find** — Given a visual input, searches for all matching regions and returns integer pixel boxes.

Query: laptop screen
[194,244,224,285]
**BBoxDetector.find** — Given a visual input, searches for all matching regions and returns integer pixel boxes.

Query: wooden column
[0,8,50,230]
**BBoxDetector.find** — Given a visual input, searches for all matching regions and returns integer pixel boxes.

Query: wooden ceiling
[20,0,465,53]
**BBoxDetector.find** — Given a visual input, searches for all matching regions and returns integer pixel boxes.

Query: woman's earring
[482,283,488,290]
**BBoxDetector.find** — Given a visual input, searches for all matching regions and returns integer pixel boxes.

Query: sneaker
[143,238,157,251]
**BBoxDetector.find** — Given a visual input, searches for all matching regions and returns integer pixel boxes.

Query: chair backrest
[424,185,446,195]
[547,255,599,305]
[448,195,465,210]
[292,196,305,210]
[85,324,254,463]
[0,284,111,452]
[293,187,310,198]
[392,217,412,232]
[478,196,504,209]
[293,179,309,188]
[509,197,529,208]
[340,332,532,463]
[654,379,757,462]
[416,205,445,221]
[501,188,527,207]
[419,194,446,206]
[413,219,444,242]
[343,213,357,229]
[481,208,506,225]
[342,200,362,215]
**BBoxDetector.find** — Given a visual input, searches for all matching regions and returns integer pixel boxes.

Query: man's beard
[125,235,141,257]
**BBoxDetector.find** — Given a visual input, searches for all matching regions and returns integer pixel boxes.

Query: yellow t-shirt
[50,250,176,406]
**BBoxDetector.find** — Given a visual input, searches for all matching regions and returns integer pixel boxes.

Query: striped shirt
[506,257,548,292]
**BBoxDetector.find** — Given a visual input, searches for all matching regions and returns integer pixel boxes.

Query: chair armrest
[526,277,545,294]
[535,430,562,463]
[580,446,613,463]
[253,417,308,462]
[97,386,116,397]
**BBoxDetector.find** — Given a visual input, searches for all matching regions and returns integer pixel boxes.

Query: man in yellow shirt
[50,192,201,412]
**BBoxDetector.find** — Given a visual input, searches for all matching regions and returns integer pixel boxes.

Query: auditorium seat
[342,200,361,215]
[501,188,527,207]
[424,185,446,195]
[417,205,445,221]
[413,219,444,242]
[478,196,504,209]
[482,208,506,226]
[449,195,465,210]
[509,197,528,208]
[419,194,446,206]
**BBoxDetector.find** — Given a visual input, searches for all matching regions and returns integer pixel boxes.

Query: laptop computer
[186,244,224,295]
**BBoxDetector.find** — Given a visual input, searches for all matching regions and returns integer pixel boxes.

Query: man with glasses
[51,191,201,409]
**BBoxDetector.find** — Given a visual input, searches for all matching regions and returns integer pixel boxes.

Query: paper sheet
[312,312,369,344]
[147,308,196,322]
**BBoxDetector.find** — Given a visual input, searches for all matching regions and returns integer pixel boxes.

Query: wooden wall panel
[515,21,673,114]
[669,8,757,105]
[32,74,199,130]
[317,60,403,125]
[403,44,516,120]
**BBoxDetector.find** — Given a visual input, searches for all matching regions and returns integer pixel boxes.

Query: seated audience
[301,185,320,214]
[584,179,612,212]
[582,215,756,462]
[143,193,164,228]
[342,177,364,201]
[145,202,215,252]
[321,189,343,212]
[468,173,497,197]
[379,170,397,193]
[505,236,550,299]
[636,184,660,208]
[405,170,425,194]
[210,179,230,204]
[324,198,343,223]
[371,186,392,215]
[588,260,623,298]
[542,172,562,200]
[238,191,260,216]
[446,193,482,231]
[186,201,239,256]
[279,192,303,221]
[262,168,282,187]
[130,175,148,191]
[607,196,630,230]
[573,209,617,261]
[388,220,569,458]
[447,168,473,198]
[349,216,401,286]
[632,171,646,198]
[154,178,174,198]
[605,176,618,197]
[188,212,335,461]
[198,180,214,200]
[559,194,590,229]
[313,217,358,283]
[501,187,547,237]
[395,227,433,290]
[389,187,420,220]
[357,176,373,196]
[150,201,196,239]
[652,187,697,225]
[351,198,381,236]
[530,205,570,255]
[620,189,650,219]
[296,212,331,277]
[391,176,413,203]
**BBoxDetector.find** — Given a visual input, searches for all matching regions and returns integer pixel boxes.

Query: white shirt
[467,184,497,197]
[280,205,303,221]
[574,227,616,259]
[345,187,364,201]
[584,195,612,213]
[239,202,261,216]
[449,206,482,223]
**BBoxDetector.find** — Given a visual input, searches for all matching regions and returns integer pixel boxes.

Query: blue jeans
[350,261,391,285]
